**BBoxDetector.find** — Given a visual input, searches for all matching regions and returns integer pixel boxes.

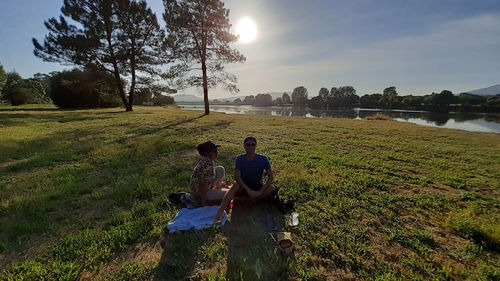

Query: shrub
[365,113,392,120]
[151,94,175,106]
[49,69,121,109]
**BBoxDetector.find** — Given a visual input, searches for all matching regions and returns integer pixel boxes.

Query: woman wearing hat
[185,140,240,224]
[186,141,230,207]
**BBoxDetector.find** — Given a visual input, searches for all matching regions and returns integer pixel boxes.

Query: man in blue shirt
[213,136,277,223]
[234,136,277,205]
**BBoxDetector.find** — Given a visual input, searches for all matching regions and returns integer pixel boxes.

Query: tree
[133,88,154,105]
[243,95,255,105]
[151,94,175,106]
[164,0,245,115]
[328,86,358,108]
[423,90,456,111]
[273,97,283,106]
[254,93,272,107]
[233,98,242,105]
[317,87,329,109]
[0,63,6,99]
[360,94,382,108]
[457,93,484,106]
[401,95,423,109]
[308,96,323,109]
[49,69,121,108]
[292,86,308,108]
[33,0,169,111]
[282,92,292,105]
[378,86,400,109]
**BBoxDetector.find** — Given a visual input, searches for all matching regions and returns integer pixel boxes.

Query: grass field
[0,104,499,280]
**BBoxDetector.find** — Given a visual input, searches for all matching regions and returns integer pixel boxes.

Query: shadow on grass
[224,205,290,281]
[155,229,215,281]
[131,114,206,137]
[0,107,63,112]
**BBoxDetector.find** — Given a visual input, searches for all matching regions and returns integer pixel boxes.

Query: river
[178,104,500,134]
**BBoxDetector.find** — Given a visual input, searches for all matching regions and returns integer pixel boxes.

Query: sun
[236,17,257,43]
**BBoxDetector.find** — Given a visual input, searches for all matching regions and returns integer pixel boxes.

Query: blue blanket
[167,206,227,233]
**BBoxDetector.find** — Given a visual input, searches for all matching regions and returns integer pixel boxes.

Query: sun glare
[236,17,257,43]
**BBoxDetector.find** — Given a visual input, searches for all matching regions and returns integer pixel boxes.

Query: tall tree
[163,0,246,115]
[0,63,6,99]
[378,86,400,109]
[33,0,170,111]
[254,93,272,107]
[292,86,308,108]
[282,92,292,104]
[318,87,329,109]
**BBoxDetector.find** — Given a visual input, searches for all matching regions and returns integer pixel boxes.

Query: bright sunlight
[235,17,257,43]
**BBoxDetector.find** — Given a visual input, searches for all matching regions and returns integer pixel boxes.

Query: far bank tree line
[1,0,245,114]
[223,86,500,113]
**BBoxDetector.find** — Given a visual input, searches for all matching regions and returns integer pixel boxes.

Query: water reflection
[178,105,500,133]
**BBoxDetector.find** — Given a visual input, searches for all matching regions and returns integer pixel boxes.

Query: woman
[186,141,238,223]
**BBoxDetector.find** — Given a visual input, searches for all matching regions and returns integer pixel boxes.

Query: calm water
[179,104,500,134]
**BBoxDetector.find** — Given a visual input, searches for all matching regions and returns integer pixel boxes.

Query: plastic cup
[289,212,299,226]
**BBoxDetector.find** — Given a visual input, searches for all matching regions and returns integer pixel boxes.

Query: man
[212,136,277,224]
[234,136,277,205]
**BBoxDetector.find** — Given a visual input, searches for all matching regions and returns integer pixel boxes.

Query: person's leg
[232,184,254,208]
[214,182,240,224]
[256,184,279,204]
[206,188,229,205]
[210,166,225,187]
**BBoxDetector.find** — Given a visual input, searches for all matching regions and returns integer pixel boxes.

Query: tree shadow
[130,114,206,137]
[0,107,64,112]
[223,205,291,281]
[154,228,215,281]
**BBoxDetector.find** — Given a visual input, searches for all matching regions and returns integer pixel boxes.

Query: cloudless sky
[1,0,499,98]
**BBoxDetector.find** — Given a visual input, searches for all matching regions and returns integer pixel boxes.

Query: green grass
[0,104,499,280]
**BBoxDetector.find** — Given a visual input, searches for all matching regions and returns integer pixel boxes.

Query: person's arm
[262,168,274,190]
[235,170,259,197]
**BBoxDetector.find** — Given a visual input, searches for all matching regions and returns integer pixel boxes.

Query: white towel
[167,206,227,233]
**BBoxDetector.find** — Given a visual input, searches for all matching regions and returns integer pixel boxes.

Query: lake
[178,104,500,134]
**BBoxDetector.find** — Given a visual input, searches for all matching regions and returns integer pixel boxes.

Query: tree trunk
[128,50,136,111]
[112,68,131,111]
[201,60,209,115]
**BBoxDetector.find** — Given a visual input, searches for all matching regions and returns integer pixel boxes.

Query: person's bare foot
[213,211,225,225]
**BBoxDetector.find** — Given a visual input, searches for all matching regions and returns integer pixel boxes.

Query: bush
[1,72,52,105]
[365,113,392,120]
[49,69,121,109]
[151,95,174,106]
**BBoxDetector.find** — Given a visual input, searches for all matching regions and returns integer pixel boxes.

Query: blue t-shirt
[235,153,271,191]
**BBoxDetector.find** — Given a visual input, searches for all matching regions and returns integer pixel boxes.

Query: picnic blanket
[167,206,227,233]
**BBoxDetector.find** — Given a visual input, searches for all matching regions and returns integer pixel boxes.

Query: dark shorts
[248,183,263,191]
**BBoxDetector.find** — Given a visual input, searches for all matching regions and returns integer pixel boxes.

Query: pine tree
[33,0,170,111]
[163,0,245,115]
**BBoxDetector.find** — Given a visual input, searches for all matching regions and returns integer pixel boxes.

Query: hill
[171,94,203,103]
[467,83,500,96]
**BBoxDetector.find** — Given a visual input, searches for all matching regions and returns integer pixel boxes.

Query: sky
[1,0,499,98]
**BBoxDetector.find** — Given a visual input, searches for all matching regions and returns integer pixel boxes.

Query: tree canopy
[33,0,170,111]
[292,86,308,108]
[0,63,6,98]
[163,0,245,114]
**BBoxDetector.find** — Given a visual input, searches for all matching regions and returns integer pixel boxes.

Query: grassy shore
[0,105,499,280]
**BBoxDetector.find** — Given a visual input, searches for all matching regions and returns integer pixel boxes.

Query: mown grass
[0,104,499,280]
